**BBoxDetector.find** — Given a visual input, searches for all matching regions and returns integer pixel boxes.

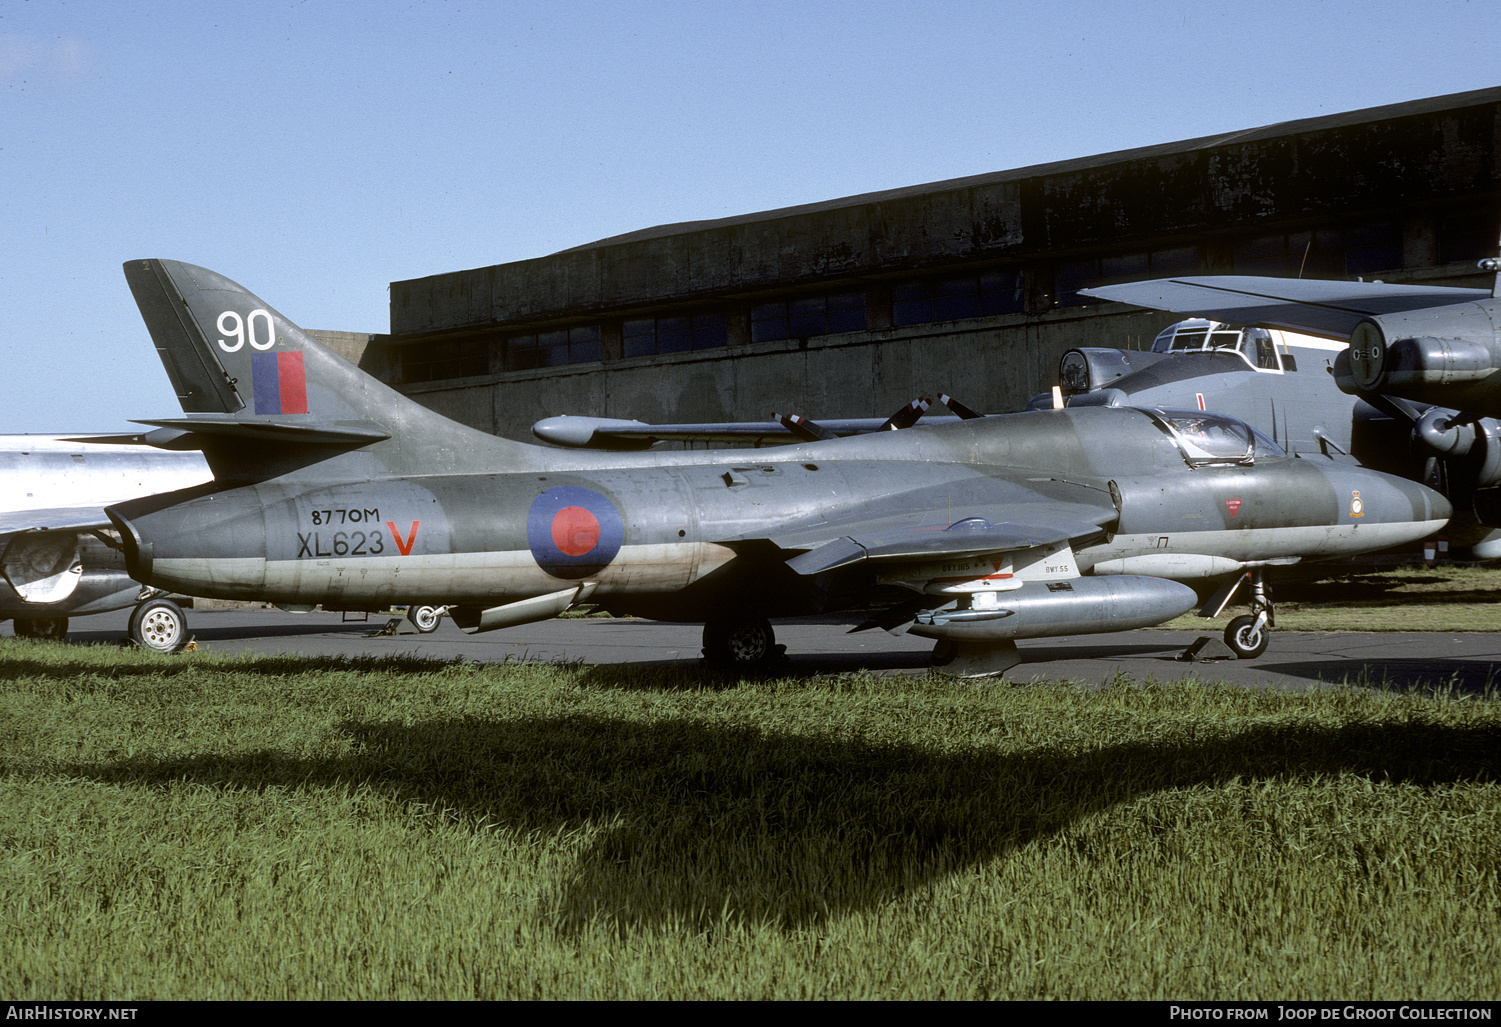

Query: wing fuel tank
[906,576,1197,641]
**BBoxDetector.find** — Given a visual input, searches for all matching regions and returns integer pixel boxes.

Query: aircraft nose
[1318,462,1450,536]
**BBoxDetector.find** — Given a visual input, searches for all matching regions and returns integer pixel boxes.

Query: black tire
[1224,615,1269,659]
[13,616,68,640]
[129,598,189,653]
[702,614,776,666]
[406,605,442,633]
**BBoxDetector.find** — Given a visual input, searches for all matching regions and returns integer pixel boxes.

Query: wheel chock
[1177,636,1236,662]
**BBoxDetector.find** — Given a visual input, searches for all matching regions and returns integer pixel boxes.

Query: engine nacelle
[1058,348,1167,395]
[1344,307,1501,416]
[1411,409,1501,490]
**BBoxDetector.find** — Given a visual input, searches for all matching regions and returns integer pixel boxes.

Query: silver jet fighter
[0,434,210,646]
[106,260,1449,675]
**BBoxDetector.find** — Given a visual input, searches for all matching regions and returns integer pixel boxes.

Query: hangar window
[1231,225,1398,278]
[1438,204,1499,265]
[623,311,728,357]
[892,271,1023,326]
[1055,248,1204,307]
[507,325,601,370]
[1343,221,1403,275]
[751,291,865,342]
[401,339,490,383]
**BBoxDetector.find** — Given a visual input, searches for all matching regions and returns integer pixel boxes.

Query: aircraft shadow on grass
[28,712,1501,935]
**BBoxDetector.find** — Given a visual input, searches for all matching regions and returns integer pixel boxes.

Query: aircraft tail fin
[123,259,537,478]
[124,259,396,424]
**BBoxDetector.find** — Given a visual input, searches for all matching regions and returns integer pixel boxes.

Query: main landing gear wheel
[702,614,780,667]
[129,598,189,653]
[406,605,442,633]
[1224,615,1269,659]
[13,616,68,640]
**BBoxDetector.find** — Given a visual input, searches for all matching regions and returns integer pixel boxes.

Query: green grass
[2,641,1497,999]
[1162,563,1501,632]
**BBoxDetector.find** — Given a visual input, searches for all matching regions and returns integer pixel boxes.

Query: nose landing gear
[1221,570,1273,659]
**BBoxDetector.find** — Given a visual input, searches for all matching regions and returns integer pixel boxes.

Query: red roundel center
[552,506,601,556]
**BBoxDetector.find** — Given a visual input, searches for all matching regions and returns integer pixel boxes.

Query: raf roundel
[526,486,625,579]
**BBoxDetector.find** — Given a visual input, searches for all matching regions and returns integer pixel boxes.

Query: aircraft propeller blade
[938,394,985,420]
[775,413,837,442]
[880,398,931,431]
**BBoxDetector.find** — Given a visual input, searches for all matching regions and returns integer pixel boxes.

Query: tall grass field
[1,640,1497,999]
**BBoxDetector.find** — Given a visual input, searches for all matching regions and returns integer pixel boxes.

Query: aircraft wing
[0,507,113,539]
[735,479,1117,575]
[1082,276,1494,339]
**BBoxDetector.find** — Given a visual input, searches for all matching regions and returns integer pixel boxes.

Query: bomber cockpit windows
[1243,327,1280,370]
[1148,410,1257,466]
[1149,320,1288,373]
[1153,319,1211,352]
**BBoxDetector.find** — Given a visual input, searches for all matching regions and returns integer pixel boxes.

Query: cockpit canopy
[1146,409,1284,466]
[1150,318,1292,372]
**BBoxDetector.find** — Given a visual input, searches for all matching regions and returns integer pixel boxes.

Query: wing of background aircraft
[532,397,983,449]
[1081,276,1494,339]
[0,436,212,644]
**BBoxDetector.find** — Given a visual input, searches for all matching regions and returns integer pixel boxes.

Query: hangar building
[343,87,1501,443]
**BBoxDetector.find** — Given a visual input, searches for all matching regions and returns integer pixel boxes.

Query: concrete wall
[399,305,1176,442]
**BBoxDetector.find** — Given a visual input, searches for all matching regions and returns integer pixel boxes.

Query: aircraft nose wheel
[1224,614,1269,659]
[129,598,190,653]
[702,614,782,667]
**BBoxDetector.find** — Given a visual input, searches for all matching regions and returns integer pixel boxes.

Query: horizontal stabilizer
[132,416,391,445]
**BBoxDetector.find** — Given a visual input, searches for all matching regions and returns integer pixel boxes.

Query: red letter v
[386,520,420,556]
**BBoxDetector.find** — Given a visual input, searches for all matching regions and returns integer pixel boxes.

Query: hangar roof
[555,86,1501,256]
[391,86,1501,338]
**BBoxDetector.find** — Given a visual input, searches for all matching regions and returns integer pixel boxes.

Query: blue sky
[3,0,1499,432]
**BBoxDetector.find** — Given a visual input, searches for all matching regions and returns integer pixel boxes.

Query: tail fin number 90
[217,309,276,352]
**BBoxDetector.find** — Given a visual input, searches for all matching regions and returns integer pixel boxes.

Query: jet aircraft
[1082,271,1501,557]
[0,434,210,646]
[105,260,1449,674]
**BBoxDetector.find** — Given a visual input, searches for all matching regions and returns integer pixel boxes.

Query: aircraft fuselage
[108,407,1445,619]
